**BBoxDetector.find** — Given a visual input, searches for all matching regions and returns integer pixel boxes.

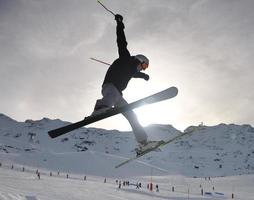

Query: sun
[134,102,175,127]
[123,81,183,130]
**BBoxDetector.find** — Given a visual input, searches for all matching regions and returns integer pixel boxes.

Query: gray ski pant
[95,83,148,144]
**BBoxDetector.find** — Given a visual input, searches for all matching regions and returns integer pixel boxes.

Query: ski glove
[144,74,149,81]
[115,14,123,23]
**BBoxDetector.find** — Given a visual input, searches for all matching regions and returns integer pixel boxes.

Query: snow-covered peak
[0,113,17,127]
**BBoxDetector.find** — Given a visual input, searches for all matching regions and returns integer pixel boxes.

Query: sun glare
[135,102,176,127]
[124,81,180,129]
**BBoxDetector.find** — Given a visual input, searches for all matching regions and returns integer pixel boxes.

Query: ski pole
[97,0,115,16]
[90,57,110,66]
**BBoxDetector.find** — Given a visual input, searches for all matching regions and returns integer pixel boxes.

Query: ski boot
[135,140,162,156]
[91,104,110,117]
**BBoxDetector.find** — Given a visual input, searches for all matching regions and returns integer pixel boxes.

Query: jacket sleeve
[133,72,148,79]
[116,21,131,59]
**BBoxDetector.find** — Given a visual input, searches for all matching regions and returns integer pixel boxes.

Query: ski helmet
[135,54,149,70]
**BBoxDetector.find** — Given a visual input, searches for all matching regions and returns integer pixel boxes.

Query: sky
[0,0,254,131]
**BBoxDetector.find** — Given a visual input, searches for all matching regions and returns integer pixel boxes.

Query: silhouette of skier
[93,14,155,151]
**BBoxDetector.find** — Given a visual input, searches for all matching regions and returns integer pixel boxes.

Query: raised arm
[115,14,131,59]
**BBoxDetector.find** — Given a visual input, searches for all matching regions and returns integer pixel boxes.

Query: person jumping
[92,14,158,154]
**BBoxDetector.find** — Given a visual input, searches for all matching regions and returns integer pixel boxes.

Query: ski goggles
[141,62,149,70]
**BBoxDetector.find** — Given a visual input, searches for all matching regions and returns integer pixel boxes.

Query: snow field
[1,163,254,200]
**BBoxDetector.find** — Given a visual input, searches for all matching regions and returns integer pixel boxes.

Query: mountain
[0,113,254,178]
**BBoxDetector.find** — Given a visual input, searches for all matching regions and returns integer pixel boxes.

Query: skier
[156,184,159,192]
[92,14,158,153]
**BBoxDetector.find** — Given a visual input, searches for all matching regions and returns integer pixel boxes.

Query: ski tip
[165,86,178,97]
[48,129,60,139]
[171,86,178,95]
[48,131,55,138]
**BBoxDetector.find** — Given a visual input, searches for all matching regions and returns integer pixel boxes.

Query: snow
[1,166,254,200]
[1,113,254,199]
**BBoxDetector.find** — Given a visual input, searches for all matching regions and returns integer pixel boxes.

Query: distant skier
[92,14,158,153]
[156,184,159,192]
[37,171,40,180]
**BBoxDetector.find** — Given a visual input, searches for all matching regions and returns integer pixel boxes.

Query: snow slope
[1,113,254,199]
[1,166,254,200]
[0,113,254,178]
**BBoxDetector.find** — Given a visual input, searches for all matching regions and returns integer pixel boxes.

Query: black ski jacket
[103,21,148,93]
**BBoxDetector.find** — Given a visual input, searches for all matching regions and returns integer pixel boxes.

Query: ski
[48,86,178,138]
[115,128,197,168]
